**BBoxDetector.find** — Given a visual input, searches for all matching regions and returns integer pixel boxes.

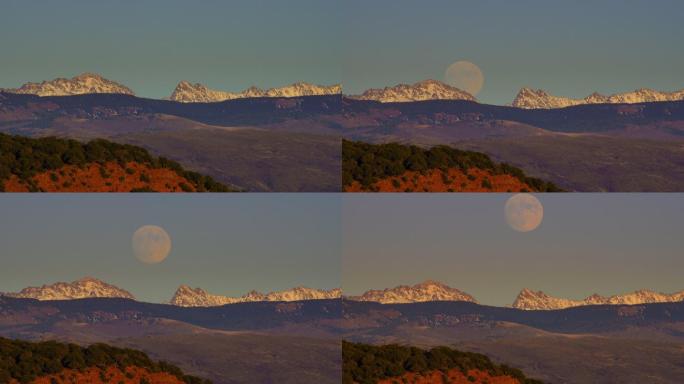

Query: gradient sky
[0,0,341,99]
[3,1,683,104]
[342,0,684,104]
[342,194,684,307]
[0,195,340,303]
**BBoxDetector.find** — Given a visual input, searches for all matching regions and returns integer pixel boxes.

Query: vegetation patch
[342,140,562,192]
[0,133,236,192]
[342,341,543,384]
[0,337,211,383]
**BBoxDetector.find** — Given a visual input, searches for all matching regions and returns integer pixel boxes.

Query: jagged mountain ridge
[0,72,342,102]
[170,285,342,307]
[347,281,684,307]
[1,277,135,301]
[350,79,476,103]
[1,73,135,96]
[513,287,684,310]
[346,280,478,304]
[5,277,684,310]
[170,80,342,103]
[513,87,684,109]
[5,73,682,109]
[0,277,341,306]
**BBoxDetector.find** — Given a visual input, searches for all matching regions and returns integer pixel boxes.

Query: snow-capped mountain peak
[511,288,583,310]
[169,81,240,103]
[169,81,342,103]
[169,285,342,307]
[2,73,135,97]
[512,87,684,109]
[2,277,135,301]
[263,82,342,98]
[168,285,239,307]
[512,288,684,310]
[352,79,477,103]
[347,280,477,304]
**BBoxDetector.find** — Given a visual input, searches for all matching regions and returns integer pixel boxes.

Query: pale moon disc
[132,225,172,264]
[504,194,543,232]
[444,60,484,96]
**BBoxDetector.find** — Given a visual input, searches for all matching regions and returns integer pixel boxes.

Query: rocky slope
[1,277,135,301]
[347,280,477,304]
[20,366,189,384]
[3,161,213,192]
[170,285,342,307]
[513,87,684,109]
[169,80,342,102]
[1,72,134,96]
[352,79,476,103]
[345,167,548,193]
[513,288,684,310]
[376,369,527,384]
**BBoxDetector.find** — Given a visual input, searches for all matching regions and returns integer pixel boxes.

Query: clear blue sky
[343,194,684,306]
[342,0,684,104]
[3,1,683,103]
[0,0,341,99]
[0,195,340,303]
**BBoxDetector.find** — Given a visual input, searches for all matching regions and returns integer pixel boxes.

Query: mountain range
[1,277,135,301]
[349,79,476,103]
[513,87,684,109]
[0,278,341,306]
[170,80,342,103]
[346,280,477,304]
[0,278,476,306]
[0,73,134,96]
[353,282,684,309]
[2,73,683,109]
[3,278,683,310]
[0,72,341,102]
[512,287,684,310]
[170,285,342,307]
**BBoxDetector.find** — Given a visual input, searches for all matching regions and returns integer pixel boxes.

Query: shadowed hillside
[340,98,684,191]
[4,91,684,191]
[0,297,342,384]
[340,300,684,384]
[0,92,342,192]
[2,296,684,383]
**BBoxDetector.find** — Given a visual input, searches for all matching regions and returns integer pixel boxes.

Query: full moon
[132,225,171,264]
[504,194,543,232]
[444,60,484,96]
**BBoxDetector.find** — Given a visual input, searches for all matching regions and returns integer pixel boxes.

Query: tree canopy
[0,337,211,384]
[0,133,236,192]
[342,140,562,192]
[342,341,544,384]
